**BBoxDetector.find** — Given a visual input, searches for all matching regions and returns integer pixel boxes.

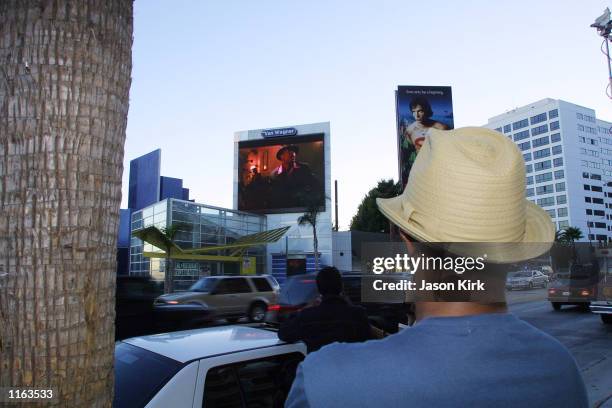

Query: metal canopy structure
[132,225,290,262]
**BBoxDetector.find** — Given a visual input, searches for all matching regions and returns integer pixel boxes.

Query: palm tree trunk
[165,255,172,293]
[0,1,133,406]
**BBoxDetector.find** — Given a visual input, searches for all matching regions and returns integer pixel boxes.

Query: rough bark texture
[0,1,133,406]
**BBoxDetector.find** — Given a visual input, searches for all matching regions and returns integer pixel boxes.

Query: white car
[114,326,307,408]
[506,270,548,290]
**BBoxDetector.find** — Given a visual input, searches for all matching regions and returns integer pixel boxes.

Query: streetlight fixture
[591,7,612,99]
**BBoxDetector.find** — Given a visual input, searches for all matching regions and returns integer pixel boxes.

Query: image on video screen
[238,134,325,213]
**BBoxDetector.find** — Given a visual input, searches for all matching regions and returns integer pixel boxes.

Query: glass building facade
[130,198,267,291]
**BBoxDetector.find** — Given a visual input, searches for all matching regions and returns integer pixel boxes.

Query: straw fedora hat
[377,127,555,263]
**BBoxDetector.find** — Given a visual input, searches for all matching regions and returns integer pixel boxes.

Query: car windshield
[189,278,217,292]
[114,342,182,408]
[512,272,530,278]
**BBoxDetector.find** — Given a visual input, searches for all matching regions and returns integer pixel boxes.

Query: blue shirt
[286,313,588,408]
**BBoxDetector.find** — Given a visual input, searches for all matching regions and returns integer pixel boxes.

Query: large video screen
[396,85,454,187]
[238,134,325,213]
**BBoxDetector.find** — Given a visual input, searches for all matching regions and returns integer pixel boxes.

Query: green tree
[555,227,584,264]
[350,179,402,232]
[561,227,584,243]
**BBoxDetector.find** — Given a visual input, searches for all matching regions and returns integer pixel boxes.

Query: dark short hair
[316,267,342,296]
[409,96,433,119]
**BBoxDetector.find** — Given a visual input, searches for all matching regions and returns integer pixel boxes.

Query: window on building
[537,197,555,207]
[592,186,603,192]
[554,170,564,179]
[531,124,549,136]
[555,182,566,192]
[534,160,551,171]
[526,188,534,197]
[551,133,561,142]
[550,121,560,131]
[591,174,602,180]
[512,119,529,131]
[532,136,550,148]
[589,234,595,240]
[588,222,595,228]
[503,124,512,133]
[549,109,559,119]
[514,130,530,141]
[596,234,608,241]
[593,198,604,204]
[586,209,593,215]
[585,197,592,203]
[596,222,607,229]
[595,210,606,216]
[526,176,534,185]
[518,141,531,151]
[536,185,554,194]
[553,158,564,167]
[557,208,568,217]
[558,220,569,229]
[530,113,547,125]
[523,153,532,162]
[577,112,584,120]
[495,127,502,132]
[534,148,551,159]
[525,164,533,173]
[580,148,599,157]
[556,195,567,204]
[552,145,562,155]
[578,124,585,131]
[584,184,591,191]
[535,173,553,183]
[546,209,556,218]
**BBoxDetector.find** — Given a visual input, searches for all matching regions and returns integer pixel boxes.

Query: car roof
[122,326,289,363]
[200,275,269,279]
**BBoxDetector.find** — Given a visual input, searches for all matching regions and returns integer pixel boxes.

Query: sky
[123,0,611,229]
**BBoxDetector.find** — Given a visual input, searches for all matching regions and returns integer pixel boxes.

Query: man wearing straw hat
[285,127,588,407]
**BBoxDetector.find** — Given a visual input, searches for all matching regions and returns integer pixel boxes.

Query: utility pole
[334,180,339,231]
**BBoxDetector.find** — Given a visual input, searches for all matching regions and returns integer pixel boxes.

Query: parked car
[155,275,279,323]
[591,248,612,324]
[115,276,163,340]
[265,273,410,333]
[505,270,548,291]
[116,276,215,339]
[548,264,599,311]
[114,326,306,408]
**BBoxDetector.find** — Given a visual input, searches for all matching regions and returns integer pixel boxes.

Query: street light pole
[591,7,612,99]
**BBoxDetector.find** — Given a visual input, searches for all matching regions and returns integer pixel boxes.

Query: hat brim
[376,196,554,263]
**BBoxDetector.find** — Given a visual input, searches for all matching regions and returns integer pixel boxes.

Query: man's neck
[415,302,508,322]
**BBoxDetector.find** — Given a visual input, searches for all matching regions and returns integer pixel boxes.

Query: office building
[117,149,192,274]
[485,98,612,242]
[130,198,267,291]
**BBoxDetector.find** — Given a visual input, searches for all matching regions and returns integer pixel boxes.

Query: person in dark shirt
[278,267,371,353]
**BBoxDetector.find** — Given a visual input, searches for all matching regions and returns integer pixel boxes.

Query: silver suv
[154,275,279,323]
